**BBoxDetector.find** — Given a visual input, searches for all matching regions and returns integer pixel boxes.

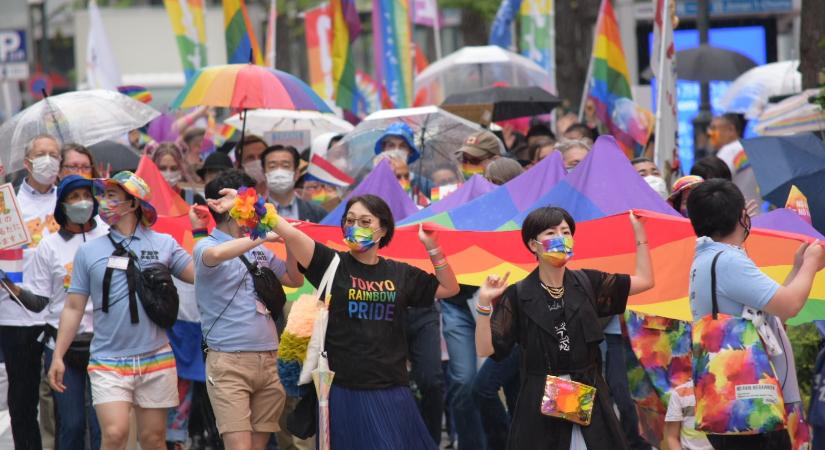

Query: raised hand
[206,188,238,214]
[479,272,511,306]
[418,223,439,251]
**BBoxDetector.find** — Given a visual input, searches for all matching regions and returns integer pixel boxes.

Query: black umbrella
[88,140,142,174]
[442,86,561,123]
[676,44,757,82]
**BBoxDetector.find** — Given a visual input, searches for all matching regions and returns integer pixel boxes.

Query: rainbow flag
[372,0,413,108]
[331,0,362,110]
[117,85,152,104]
[162,0,208,80]
[223,0,263,64]
[584,0,650,157]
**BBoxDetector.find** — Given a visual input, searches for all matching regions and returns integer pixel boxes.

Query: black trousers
[707,429,792,450]
[0,325,45,450]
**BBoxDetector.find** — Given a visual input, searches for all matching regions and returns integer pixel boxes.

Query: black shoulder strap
[710,252,724,320]
[569,269,595,301]
[103,233,140,324]
[238,254,260,275]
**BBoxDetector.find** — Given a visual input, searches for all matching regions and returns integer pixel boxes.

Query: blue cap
[54,175,98,227]
[374,122,420,164]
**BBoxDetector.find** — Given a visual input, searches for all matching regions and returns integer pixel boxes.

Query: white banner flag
[86,0,122,90]
[652,0,677,171]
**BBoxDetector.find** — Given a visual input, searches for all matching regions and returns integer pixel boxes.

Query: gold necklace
[540,282,565,299]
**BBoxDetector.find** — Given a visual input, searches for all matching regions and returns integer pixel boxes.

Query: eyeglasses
[62,164,92,173]
[344,216,376,228]
[461,154,491,166]
[396,173,410,181]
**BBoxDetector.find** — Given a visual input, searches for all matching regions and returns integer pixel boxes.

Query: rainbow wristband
[192,228,208,241]
[476,303,493,316]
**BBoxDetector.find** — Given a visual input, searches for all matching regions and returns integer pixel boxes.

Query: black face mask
[740,212,752,242]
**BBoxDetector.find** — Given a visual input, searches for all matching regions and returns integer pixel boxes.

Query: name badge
[107,256,130,271]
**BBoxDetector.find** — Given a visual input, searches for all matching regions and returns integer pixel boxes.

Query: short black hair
[260,145,300,171]
[690,155,732,181]
[204,169,256,222]
[341,194,395,248]
[720,113,747,137]
[687,179,744,239]
[564,123,598,141]
[527,123,555,140]
[521,206,576,250]
[630,157,654,166]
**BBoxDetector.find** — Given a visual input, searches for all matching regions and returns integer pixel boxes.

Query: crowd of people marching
[0,109,822,450]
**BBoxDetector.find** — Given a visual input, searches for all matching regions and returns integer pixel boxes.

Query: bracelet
[427,247,443,256]
[431,257,447,266]
[636,240,648,246]
[476,303,493,316]
[434,261,450,272]
[192,228,208,240]
[229,187,280,240]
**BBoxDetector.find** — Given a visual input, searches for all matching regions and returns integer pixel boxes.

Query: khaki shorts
[206,350,286,435]
[87,345,179,408]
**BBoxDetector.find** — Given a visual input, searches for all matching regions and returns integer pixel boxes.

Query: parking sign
[0,30,29,81]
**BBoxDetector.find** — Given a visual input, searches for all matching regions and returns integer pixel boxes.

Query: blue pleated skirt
[328,385,438,450]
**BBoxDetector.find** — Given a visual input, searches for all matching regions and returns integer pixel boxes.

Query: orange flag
[135,156,190,217]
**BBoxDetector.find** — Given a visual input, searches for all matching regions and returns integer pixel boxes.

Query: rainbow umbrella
[171,64,332,112]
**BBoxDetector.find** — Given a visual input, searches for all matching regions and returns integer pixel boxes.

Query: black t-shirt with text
[301,243,440,389]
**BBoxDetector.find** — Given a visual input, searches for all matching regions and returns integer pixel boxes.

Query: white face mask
[644,175,669,200]
[243,161,266,184]
[29,155,60,185]
[266,169,295,194]
[161,170,182,186]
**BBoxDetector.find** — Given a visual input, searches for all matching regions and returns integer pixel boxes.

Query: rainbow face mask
[461,163,485,179]
[344,226,378,252]
[310,191,329,204]
[399,178,411,193]
[536,236,574,267]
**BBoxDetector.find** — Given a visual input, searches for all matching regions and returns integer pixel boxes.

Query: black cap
[197,152,234,179]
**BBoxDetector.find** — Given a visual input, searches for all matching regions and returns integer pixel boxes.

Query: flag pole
[433,0,443,60]
[578,0,605,121]
[653,0,670,169]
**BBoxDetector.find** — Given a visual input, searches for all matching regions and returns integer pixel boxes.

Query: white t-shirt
[0,180,57,326]
[665,381,713,450]
[716,140,762,207]
[28,218,109,348]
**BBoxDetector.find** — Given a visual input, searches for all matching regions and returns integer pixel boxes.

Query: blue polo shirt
[68,226,192,358]
[689,237,780,320]
[194,229,287,352]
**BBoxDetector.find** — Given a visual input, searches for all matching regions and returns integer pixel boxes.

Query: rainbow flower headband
[229,187,279,240]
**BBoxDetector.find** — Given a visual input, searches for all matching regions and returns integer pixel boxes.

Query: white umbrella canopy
[719,60,801,119]
[224,109,354,143]
[414,45,555,105]
[0,89,159,173]
[330,106,483,183]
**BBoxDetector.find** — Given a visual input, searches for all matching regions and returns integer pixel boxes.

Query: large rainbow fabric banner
[153,209,825,325]
[372,0,414,108]
[223,0,263,64]
[163,0,208,80]
[331,0,362,110]
[584,0,650,157]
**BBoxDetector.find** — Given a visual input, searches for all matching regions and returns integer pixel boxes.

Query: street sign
[0,30,29,81]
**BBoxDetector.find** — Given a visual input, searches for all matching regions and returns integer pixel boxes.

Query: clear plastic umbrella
[0,89,159,173]
[224,110,354,144]
[719,60,801,119]
[414,46,555,105]
[330,106,484,184]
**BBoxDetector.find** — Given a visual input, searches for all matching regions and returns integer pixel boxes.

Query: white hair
[554,138,592,155]
[25,134,59,158]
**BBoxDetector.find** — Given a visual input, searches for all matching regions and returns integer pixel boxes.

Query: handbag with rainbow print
[691,252,786,435]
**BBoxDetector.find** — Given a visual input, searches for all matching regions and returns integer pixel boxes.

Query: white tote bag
[298,254,340,386]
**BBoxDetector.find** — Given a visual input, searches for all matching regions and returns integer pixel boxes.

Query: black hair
[260,145,300,171]
[341,194,395,248]
[630,157,654,166]
[204,169,256,222]
[563,123,598,141]
[686,179,745,239]
[528,138,555,161]
[720,113,747,137]
[527,123,555,140]
[328,135,343,149]
[690,155,732,181]
[521,206,576,250]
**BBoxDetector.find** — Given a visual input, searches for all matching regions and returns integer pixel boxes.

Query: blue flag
[489,0,522,49]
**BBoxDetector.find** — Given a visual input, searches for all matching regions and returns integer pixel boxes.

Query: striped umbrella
[755,89,825,136]
[171,64,332,112]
